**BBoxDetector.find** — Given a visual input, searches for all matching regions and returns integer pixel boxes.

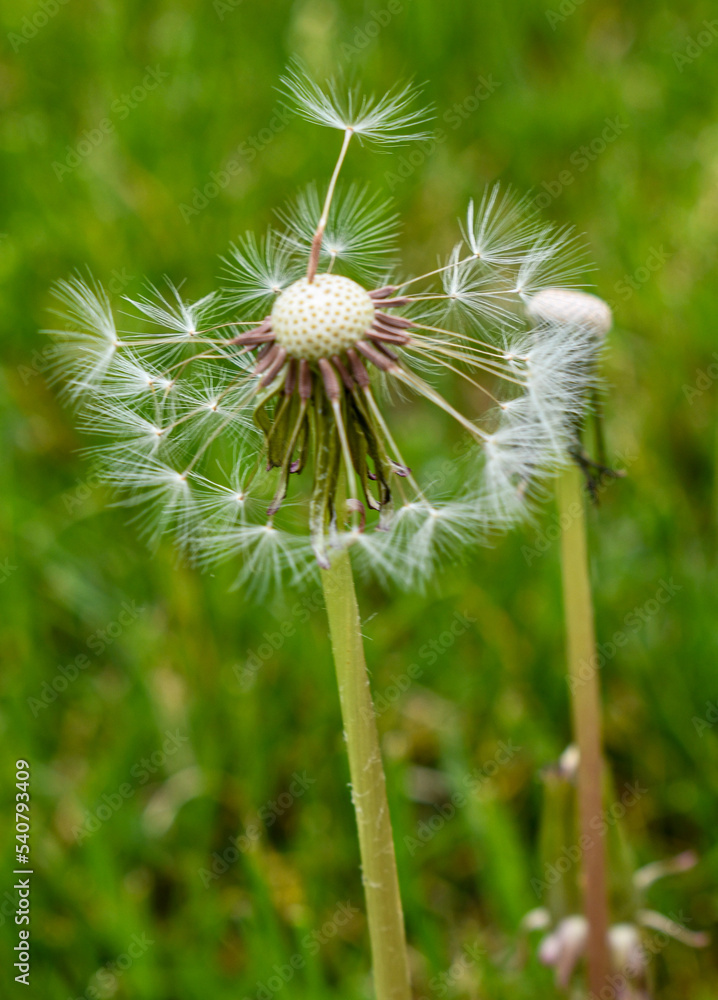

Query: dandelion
[48,67,602,1000]
[526,287,617,996]
[48,139,598,588]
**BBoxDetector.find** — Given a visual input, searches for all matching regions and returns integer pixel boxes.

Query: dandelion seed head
[271,275,375,361]
[48,67,605,594]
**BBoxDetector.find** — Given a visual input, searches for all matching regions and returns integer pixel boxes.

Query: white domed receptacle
[527,288,613,339]
[271,274,375,362]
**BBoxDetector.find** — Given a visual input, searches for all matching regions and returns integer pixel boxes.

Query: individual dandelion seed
[48,66,600,593]
[275,182,401,281]
[46,274,121,399]
[278,58,435,145]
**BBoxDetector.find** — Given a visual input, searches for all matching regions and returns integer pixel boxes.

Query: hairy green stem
[322,549,411,1000]
[557,464,611,995]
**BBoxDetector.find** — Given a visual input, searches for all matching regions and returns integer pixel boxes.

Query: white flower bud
[527,287,613,339]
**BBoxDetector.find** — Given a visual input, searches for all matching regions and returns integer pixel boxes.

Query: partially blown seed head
[47,67,607,594]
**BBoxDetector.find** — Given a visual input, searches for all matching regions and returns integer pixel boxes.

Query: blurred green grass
[1,0,718,996]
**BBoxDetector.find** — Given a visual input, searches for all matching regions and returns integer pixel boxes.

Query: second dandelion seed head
[527,287,613,339]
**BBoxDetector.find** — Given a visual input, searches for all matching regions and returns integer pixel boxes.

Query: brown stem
[558,464,611,994]
[307,128,353,283]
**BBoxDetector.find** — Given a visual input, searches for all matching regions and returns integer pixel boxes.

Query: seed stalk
[322,549,411,1000]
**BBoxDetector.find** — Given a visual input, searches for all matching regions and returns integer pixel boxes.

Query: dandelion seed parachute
[125,280,219,339]
[48,67,603,593]
[276,183,400,281]
[222,231,304,312]
[462,184,542,266]
[47,274,120,399]
[279,59,434,145]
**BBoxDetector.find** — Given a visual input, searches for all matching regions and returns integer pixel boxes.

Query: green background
[1,0,717,996]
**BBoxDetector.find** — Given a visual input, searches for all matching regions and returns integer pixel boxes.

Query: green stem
[322,549,411,1000]
[557,464,611,995]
